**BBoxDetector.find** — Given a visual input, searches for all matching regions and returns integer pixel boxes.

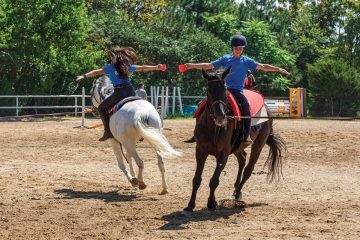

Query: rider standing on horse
[76,46,163,141]
[182,35,290,145]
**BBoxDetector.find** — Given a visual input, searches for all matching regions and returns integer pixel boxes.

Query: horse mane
[204,69,223,79]
[91,76,114,107]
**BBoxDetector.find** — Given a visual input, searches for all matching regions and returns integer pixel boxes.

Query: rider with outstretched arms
[182,35,290,145]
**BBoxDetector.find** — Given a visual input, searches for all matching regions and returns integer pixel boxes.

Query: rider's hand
[278,68,290,75]
[157,64,162,70]
[75,75,86,81]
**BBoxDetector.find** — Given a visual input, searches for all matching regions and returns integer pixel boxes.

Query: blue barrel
[182,105,198,116]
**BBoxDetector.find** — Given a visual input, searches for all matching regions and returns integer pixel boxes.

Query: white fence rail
[0,90,290,117]
[0,95,92,116]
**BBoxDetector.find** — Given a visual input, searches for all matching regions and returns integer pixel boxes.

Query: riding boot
[184,136,196,143]
[243,134,253,146]
[242,120,253,146]
[99,111,113,141]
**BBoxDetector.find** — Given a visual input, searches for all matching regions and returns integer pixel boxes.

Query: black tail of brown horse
[265,126,287,183]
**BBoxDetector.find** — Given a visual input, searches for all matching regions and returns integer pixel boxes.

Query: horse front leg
[182,147,208,215]
[207,152,229,210]
[110,139,137,186]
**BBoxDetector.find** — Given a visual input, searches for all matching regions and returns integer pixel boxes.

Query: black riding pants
[228,88,251,140]
[98,84,136,131]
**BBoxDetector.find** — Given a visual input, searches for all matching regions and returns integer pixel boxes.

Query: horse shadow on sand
[54,188,139,203]
[159,200,267,230]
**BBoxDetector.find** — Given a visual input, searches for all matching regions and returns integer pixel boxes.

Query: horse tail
[265,126,287,183]
[134,112,182,159]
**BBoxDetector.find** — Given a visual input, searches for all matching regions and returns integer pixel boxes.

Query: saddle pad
[251,105,269,126]
[243,89,264,116]
[193,90,264,121]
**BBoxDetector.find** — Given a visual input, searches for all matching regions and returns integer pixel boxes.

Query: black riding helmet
[230,35,247,48]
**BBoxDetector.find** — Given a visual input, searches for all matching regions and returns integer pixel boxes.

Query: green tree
[203,12,238,41]
[0,0,102,95]
[287,3,328,89]
[240,20,296,96]
[308,57,360,116]
[338,0,360,67]
[236,0,291,46]
[176,0,237,27]
[0,0,102,115]
[120,0,168,23]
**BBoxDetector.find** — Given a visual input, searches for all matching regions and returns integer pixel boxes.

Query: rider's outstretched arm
[135,64,162,71]
[75,69,105,81]
[184,63,214,71]
[256,64,290,75]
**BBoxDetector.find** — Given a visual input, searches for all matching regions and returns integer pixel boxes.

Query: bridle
[206,78,228,118]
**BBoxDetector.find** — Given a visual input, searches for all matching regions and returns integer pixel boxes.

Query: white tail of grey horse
[134,111,182,159]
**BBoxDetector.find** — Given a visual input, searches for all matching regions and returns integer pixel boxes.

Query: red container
[178,64,186,73]
[161,64,166,72]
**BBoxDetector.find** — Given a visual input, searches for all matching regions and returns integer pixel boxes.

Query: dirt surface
[0,118,359,240]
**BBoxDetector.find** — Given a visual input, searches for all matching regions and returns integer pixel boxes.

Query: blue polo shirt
[102,64,137,86]
[211,54,258,91]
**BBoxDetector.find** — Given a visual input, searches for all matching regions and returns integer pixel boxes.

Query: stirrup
[98,131,113,141]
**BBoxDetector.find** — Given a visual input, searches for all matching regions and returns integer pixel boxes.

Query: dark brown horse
[182,68,286,215]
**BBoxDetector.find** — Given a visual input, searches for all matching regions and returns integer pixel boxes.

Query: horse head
[90,76,114,114]
[202,67,231,126]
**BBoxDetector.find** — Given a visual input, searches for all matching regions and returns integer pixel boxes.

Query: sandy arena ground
[0,118,359,239]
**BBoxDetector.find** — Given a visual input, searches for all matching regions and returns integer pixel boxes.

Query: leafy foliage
[240,20,295,96]
[0,0,102,95]
[0,0,359,116]
[308,57,360,116]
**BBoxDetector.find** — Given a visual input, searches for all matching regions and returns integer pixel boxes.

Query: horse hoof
[130,178,138,187]
[231,192,242,201]
[159,189,169,195]
[181,209,193,217]
[207,201,218,211]
[138,181,147,190]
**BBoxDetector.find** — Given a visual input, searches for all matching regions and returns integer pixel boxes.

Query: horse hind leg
[125,152,136,178]
[157,153,168,195]
[109,139,137,186]
[233,140,266,200]
[232,150,247,200]
[124,144,146,190]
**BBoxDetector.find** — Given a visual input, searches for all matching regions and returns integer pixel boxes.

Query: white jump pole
[177,87,183,115]
[150,86,154,105]
[155,87,160,109]
[165,86,169,116]
[160,86,165,126]
[81,87,87,128]
[172,87,176,114]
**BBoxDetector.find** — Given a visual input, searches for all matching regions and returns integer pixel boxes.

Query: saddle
[109,96,143,115]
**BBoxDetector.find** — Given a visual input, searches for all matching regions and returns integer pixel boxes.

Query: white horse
[91,76,182,194]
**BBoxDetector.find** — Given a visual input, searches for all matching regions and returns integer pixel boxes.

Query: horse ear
[222,66,232,79]
[202,69,210,80]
